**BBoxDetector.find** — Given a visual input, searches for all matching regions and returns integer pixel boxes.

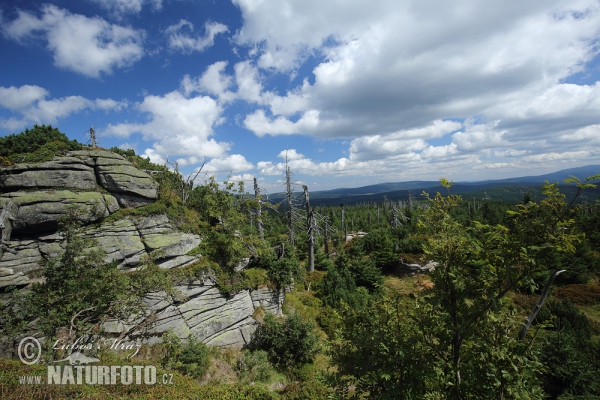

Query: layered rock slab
[0,191,119,233]
[67,150,158,207]
[104,281,285,349]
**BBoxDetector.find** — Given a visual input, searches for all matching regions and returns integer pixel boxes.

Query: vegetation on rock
[1,126,600,399]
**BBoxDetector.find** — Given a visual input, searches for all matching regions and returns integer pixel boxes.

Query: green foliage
[0,125,83,161]
[412,180,585,397]
[234,350,275,383]
[161,331,211,379]
[257,246,303,289]
[329,294,432,399]
[282,380,333,399]
[350,257,383,291]
[538,299,600,398]
[2,207,177,346]
[317,258,357,308]
[250,312,319,369]
[242,268,270,289]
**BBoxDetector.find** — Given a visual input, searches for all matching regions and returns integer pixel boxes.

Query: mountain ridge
[269,165,600,206]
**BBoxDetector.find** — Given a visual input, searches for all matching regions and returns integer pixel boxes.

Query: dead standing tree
[302,185,316,273]
[164,157,206,205]
[285,155,295,247]
[84,126,98,148]
[253,177,265,240]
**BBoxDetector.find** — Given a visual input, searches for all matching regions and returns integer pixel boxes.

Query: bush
[235,350,274,382]
[349,258,383,292]
[317,261,356,308]
[0,125,83,159]
[162,331,211,379]
[250,312,319,369]
[539,299,600,397]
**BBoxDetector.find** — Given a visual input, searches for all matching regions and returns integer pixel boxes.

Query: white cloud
[105,90,229,159]
[0,84,127,130]
[88,0,162,15]
[243,109,320,136]
[166,20,228,54]
[451,121,508,153]
[181,61,236,102]
[0,85,48,110]
[232,0,600,155]
[3,5,144,77]
[203,154,255,173]
[347,120,462,161]
[277,149,304,161]
[421,144,459,160]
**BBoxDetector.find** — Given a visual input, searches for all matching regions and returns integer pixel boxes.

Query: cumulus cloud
[230,0,600,162]
[0,84,127,130]
[203,154,255,173]
[89,0,162,15]
[2,5,144,78]
[166,20,228,54]
[243,109,320,137]
[104,90,229,160]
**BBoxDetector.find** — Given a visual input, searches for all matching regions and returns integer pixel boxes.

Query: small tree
[416,179,587,397]
[250,312,319,369]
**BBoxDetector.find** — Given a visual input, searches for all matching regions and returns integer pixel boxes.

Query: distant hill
[269,165,600,207]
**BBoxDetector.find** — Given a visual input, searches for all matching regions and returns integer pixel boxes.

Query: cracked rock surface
[0,150,286,349]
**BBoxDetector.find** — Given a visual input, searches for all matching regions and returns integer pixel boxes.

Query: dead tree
[253,177,264,240]
[164,157,206,205]
[390,205,400,228]
[323,215,330,256]
[286,162,295,246]
[518,269,566,341]
[85,126,98,148]
[303,185,315,273]
[340,204,347,241]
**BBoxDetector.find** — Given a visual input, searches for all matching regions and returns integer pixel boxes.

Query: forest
[1,125,600,399]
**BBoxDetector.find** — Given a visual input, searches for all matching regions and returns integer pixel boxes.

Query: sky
[1,0,600,193]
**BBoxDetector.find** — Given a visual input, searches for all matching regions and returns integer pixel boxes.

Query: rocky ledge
[0,149,286,351]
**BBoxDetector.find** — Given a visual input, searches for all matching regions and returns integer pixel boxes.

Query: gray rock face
[67,150,158,207]
[0,149,284,348]
[0,267,29,287]
[0,214,202,275]
[0,191,118,233]
[397,260,437,276]
[0,158,97,192]
[104,281,284,349]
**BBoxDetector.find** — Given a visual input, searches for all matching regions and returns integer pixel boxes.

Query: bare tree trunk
[286,165,294,247]
[324,216,329,256]
[254,177,264,240]
[303,185,314,273]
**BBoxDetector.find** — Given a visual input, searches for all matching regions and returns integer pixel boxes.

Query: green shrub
[250,312,319,369]
[0,125,83,159]
[539,299,600,397]
[161,331,211,379]
[315,306,342,338]
[235,350,274,382]
[243,268,270,289]
[317,257,358,308]
[349,258,383,291]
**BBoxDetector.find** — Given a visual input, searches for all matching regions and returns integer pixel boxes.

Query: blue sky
[1,0,600,192]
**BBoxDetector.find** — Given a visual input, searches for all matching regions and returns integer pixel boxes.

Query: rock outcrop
[0,150,167,279]
[0,149,285,351]
[396,260,437,276]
